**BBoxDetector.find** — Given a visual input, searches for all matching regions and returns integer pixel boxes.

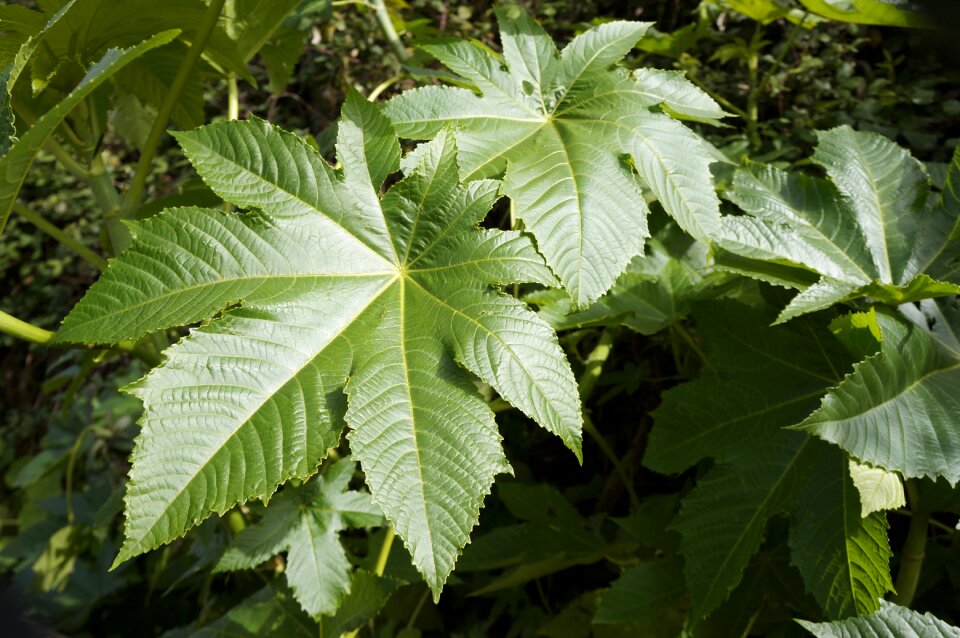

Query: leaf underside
[717,127,960,323]
[57,92,582,597]
[384,8,725,306]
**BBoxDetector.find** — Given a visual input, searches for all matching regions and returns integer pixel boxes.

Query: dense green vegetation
[1,1,959,636]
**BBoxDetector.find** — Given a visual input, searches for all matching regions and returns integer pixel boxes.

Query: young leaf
[384,8,725,305]
[798,300,960,485]
[0,29,180,233]
[717,128,960,322]
[56,93,582,598]
[645,303,893,620]
[798,601,960,637]
[848,461,905,517]
[215,459,381,617]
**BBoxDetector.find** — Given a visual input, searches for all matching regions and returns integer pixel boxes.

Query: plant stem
[577,329,640,508]
[227,72,239,121]
[374,526,394,576]
[578,328,614,400]
[685,74,747,119]
[65,426,92,524]
[406,589,429,629]
[342,528,395,638]
[757,12,808,95]
[88,153,129,254]
[367,74,402,102]
[119,0,227,221]
[583,414,639,507]
[672,323,713,371]
[12,202,108,270]
[0,309,54,344]
[745,23,763,149]
[893,480,928,607]
[371,0,408,61]
[0,308,161,365]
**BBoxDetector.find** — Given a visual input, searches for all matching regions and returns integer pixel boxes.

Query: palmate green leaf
[215,459,381,617]
[798,300,960,485]
[56,92,582,598]
[384,8,725,306]
[644,303,893,620]
[0,28,179,234]
[717,128,960,323]
[798,601,960,637]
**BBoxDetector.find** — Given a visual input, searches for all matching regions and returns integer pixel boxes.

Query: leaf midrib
[125,275,399,554]
[59,272,393,340]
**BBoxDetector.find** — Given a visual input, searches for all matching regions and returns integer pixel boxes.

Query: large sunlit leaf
[384,7,725,305]
[798,601,960,637]
[717,128,960,322]
[0,29,179,234]
[798,300,960,485]
[56,92,581,597]
[644,303,893,620]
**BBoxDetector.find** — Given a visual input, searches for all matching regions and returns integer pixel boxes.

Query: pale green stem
[0,309,53,344]
[893,480,928,608]
[119,0,227,221]
[374,527,394,576]
[371,0,408,61]
[578,328,614,400]
[672,323,713,371]
[225,72,239,214]
[90,153,127,254]
[12,202,107,270]
[406,589,429,629]
[746,24,763,149]
[685,74,747,119]
[65,426,92,525]
[227,72,239,120]
[0,308,161,365]
[342,528,394,638]
[367,74,402,102]
[757,12,809,95]
[578,329,640,508]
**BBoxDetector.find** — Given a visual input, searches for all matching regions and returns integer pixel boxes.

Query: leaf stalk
[119,0,228,226]
[893,480,928,607]
[12,202,108,270]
